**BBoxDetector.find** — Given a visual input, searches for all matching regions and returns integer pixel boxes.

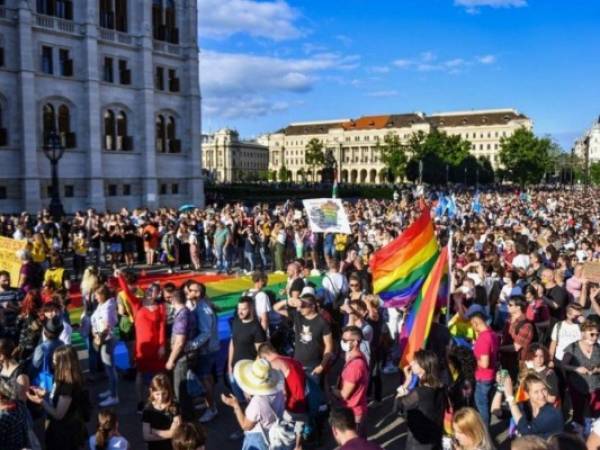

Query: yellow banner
[0,236,27,287]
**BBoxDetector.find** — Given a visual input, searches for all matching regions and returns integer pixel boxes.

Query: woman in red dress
[116,271,167,412]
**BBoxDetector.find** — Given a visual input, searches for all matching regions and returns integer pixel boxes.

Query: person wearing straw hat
[221,358,285,450]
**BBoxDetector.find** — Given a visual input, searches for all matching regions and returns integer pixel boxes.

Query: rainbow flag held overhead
[370,208,439,307]
[400,246,449,366]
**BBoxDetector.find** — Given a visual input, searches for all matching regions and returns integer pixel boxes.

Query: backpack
[514,318,539,344]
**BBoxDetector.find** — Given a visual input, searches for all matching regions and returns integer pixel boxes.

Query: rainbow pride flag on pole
[370,208,439,307]
[400,246,449,365]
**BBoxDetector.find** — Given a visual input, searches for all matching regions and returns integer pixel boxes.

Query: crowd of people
[0,187,599,450]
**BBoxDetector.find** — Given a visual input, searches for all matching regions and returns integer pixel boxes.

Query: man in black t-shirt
[540,268,569,322]
[228,297,267,400]
[275,286,333,384]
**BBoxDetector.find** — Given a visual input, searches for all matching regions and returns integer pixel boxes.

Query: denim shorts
[195,351,218,377]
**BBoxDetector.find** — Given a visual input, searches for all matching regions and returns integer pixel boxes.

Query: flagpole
[445,228,453,324]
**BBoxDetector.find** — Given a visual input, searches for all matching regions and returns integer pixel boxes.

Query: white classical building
[202,129,269,183]
[574,116,600,164]
[0,0,204,213]
[264,109,532,183]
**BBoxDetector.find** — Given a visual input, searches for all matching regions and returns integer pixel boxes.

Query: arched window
[58,104,74,148]
[104,109,115,150]
[156,114,165,152]
[116,111,127,150]
[166,116,177,152]
[42,104,55,142]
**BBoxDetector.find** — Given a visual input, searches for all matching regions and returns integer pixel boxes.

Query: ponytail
[95,409,117,450]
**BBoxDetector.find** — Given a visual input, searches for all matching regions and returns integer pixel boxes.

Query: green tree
[590,162,600,185]
[377,132,408,182]
[405,129,471,184]
[278,164,289,183]
[499,128,553,186]
[269,170,278,182]
[305,138,325,182]
[297,168,306,183]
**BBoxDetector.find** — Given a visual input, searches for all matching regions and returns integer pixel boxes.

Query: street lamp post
[464,167,467,186]
[445,164,449,186]
[43,130,65,222]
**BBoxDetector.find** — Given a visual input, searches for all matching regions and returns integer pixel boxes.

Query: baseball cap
[299,286,316,302]
[465,304,488,320]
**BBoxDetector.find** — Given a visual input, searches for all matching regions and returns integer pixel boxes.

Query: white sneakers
[99,395,119,407]
[199,406,218,423]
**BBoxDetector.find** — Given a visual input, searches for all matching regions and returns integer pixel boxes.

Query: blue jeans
[100,338,118,398]
[228,373,246,404]
[259,247,269,270]
[215,246,229,272]
[475,380,494,425]
[242,432,268,450]
[244,250,256,272]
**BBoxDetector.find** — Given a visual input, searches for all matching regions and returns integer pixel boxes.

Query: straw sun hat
[233,359,284,397]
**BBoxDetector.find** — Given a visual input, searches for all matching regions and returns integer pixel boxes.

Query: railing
[34,14,79,35]
[99,28,134,46]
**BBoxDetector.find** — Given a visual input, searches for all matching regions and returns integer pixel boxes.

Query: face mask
[341,341,351,353]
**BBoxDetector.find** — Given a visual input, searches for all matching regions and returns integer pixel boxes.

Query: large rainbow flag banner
[399,246,449,365]
[370,208,439,307]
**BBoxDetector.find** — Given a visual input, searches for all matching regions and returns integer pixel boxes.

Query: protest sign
[302,198,351,234]
[0,236,26,287]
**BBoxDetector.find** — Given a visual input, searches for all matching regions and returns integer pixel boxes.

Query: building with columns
[0,0,204,213]
[201,128,269,183]
[574,116,600,165]
[263,109,532,183]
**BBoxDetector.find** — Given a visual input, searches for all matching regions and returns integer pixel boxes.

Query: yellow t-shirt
[73,237,88,256]
[334,234,348,252]
[44,267,65,288]
[31,242,47,263]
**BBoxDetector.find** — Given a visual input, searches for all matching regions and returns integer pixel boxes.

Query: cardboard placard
[583,262,600,283]
[0,236,27,287]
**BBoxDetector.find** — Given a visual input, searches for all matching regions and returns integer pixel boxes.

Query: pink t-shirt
[473,328,499,382]
[340,355,369,419]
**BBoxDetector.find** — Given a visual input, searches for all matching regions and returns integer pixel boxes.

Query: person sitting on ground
[142,374,182,450]
[328,406,383,450]
[510,435,550,450]
[502,372,563,439]
[172,422,207,450]
[89,409,129,450]
[451,406,495,450]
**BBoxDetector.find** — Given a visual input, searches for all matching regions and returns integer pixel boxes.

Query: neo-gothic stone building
[0,0,204,213]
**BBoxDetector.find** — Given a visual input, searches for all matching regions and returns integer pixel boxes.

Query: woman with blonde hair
[142,374,181,450]
[451,407,494,450]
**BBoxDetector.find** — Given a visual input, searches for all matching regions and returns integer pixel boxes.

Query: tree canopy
[499,128,553,186]
[377,132,408,182]
[305,138,325,181]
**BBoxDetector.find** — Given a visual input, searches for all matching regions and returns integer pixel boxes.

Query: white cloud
[369,66,390,74]
[198,0,303,41]
[366,90,399,98]
[335,34,353,46]
[393,59,413,68]
[478,54,497,64]
[392,53,497,73]
[200,50,360,118]
[455,0,527,14]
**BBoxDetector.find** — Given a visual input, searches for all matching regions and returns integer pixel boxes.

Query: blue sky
[198,0,600,149]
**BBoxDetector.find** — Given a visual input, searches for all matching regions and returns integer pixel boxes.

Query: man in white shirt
[244,271,272,332]
[321,258,348,307]
[549,303,583,362]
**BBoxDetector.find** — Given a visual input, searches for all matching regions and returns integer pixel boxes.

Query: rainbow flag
[400,246,449,365]
[370,208,439,307]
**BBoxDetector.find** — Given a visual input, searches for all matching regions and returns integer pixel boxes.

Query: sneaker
[99,396,119,407]
[199,406,218,423]
[228,430,244,440]
[98,390,112,399]
[382,364,399,375]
